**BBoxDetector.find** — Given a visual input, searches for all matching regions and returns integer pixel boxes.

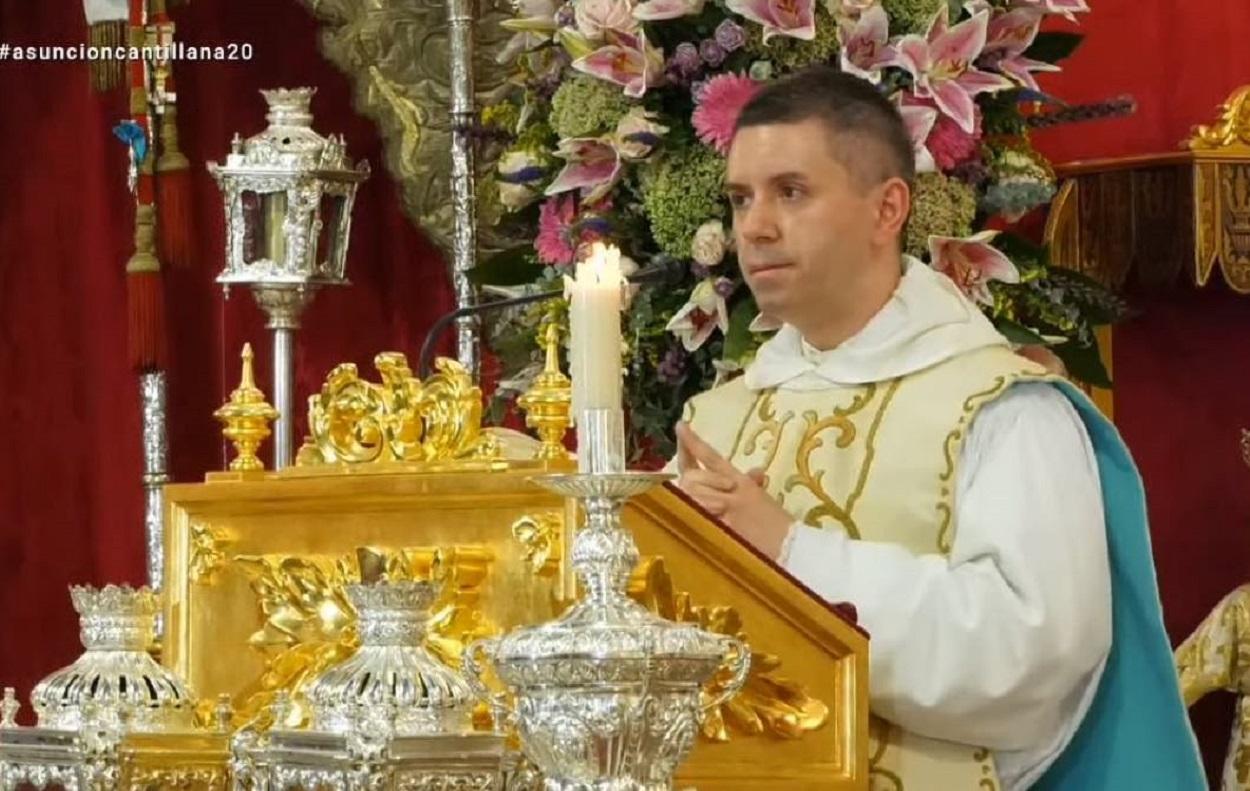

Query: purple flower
[555,2,577,27]
[656,345,688,385]
[699,39,727,67]
[669,41,702,75]
[690,263,712,279]
[714,276,736,298]
[714,19,746,52]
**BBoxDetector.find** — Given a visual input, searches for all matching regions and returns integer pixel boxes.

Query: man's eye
[781,185,804,201]
[727,194,749,210]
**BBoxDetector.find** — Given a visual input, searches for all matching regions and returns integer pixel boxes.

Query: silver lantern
[208,86,370,469]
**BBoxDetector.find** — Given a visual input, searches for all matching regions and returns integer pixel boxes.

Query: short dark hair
[735,66,915,192]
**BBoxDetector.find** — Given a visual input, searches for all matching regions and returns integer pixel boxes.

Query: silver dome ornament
[464,472,751,791]
[30,585,196,733]
[306,580,476,737]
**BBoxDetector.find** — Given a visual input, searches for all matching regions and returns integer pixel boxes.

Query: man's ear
[876,177,911,243]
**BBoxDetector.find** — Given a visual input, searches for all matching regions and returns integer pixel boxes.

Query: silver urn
[306,580,476,737]
[464,473,750,791]
[30,585,195,733]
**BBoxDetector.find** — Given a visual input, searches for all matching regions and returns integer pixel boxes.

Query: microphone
[416,257,680,380]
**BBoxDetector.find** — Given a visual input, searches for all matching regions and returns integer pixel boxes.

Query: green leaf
[1025,32,1084,65]
[993,318,1047,346]
[1056,340,1112,389]
[468,245,544,286]
[994,233,1048,268]
[722,297,757,362]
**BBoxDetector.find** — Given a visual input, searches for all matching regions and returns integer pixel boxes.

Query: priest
[672,66,1204,789]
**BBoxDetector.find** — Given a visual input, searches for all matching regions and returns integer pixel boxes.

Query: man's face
[724,118,893,328]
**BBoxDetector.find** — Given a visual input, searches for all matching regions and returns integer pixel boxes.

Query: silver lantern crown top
[208,87,370,291]
[30,585,196,733]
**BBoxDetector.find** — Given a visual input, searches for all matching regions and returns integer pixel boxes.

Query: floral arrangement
[474,0,1128,462]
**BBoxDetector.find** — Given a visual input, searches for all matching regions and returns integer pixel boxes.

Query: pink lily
[1009,0,1089,22]
[886,7,1013,134]
[897,101,938,173]
[544,138,622,205]
[725,0,815,43]
[666,278,731,352]
[633,0,705,21]
[572,30,664,98]
[928,231,1020,306]
[497,0,558,63]
[980,9,1060,92]
[574,0,638,41]
[839,5,895,83]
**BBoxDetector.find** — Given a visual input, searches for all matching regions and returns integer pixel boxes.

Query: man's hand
[675,422,795,560]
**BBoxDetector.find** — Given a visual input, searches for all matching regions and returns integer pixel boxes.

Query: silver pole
[253,286,314,470]
[272,327,295,470]
[140,371,168,591]
[447,0,480,378]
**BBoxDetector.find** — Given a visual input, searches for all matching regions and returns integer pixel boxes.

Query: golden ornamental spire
[214,343,278,471]
[518,317,573,461]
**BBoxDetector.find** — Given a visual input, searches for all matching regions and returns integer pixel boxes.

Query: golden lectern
[154,352,870,789]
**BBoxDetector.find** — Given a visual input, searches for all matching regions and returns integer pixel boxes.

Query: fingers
[686,490,728,517]
[676,422,699,473]
[679,469,737,493]
[745,468,768,488]
[675,422,738,476]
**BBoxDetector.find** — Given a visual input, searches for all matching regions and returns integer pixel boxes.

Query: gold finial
[1187,85,1250,151]
[214,343,279,471]
[517,317,573,461]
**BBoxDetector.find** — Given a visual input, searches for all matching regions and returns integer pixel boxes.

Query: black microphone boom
[417,289,562,380]
[416,257,680,380]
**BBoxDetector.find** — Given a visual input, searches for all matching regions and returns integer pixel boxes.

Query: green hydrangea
[481,101,521,134]
[980,144,1057,218]
[882,0,945,35]
[514,118,556,152]
[744,6,841,71]
[905,171,977,258]
[549,75,633,140]
[642,145,728,259]
[981,181,1056,219]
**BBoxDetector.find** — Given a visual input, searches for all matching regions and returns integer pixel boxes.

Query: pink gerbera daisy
[692,73,760,155]
[535,195,611,267]
[535,195,578,266]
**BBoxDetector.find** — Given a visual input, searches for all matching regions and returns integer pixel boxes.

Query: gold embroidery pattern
[781,381,901,539]
[973,747,999,790]
[1176,584,1250,787]
[738,390,793,476]
[935,375,1019,553]
[868,716,904,791]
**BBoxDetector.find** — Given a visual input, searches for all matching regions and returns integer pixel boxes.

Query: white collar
[743,257,1009,391]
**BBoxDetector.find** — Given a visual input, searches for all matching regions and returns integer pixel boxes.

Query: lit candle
[568,242,625,416]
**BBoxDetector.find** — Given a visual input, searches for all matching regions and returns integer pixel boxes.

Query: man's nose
[737,201,780,243]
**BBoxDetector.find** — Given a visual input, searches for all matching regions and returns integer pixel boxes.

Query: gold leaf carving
[189,523,230,585]
[229,545,496,730]
[1188,86,1250,151]
[628,557,828,742]
[511,512,563,578]
[299,354,499,466]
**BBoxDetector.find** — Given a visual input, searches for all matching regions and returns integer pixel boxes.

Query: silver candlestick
[464,457,750,790]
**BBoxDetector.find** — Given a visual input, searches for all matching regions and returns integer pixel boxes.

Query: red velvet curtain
[0,0,453,716]
[2,0,1250,778]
